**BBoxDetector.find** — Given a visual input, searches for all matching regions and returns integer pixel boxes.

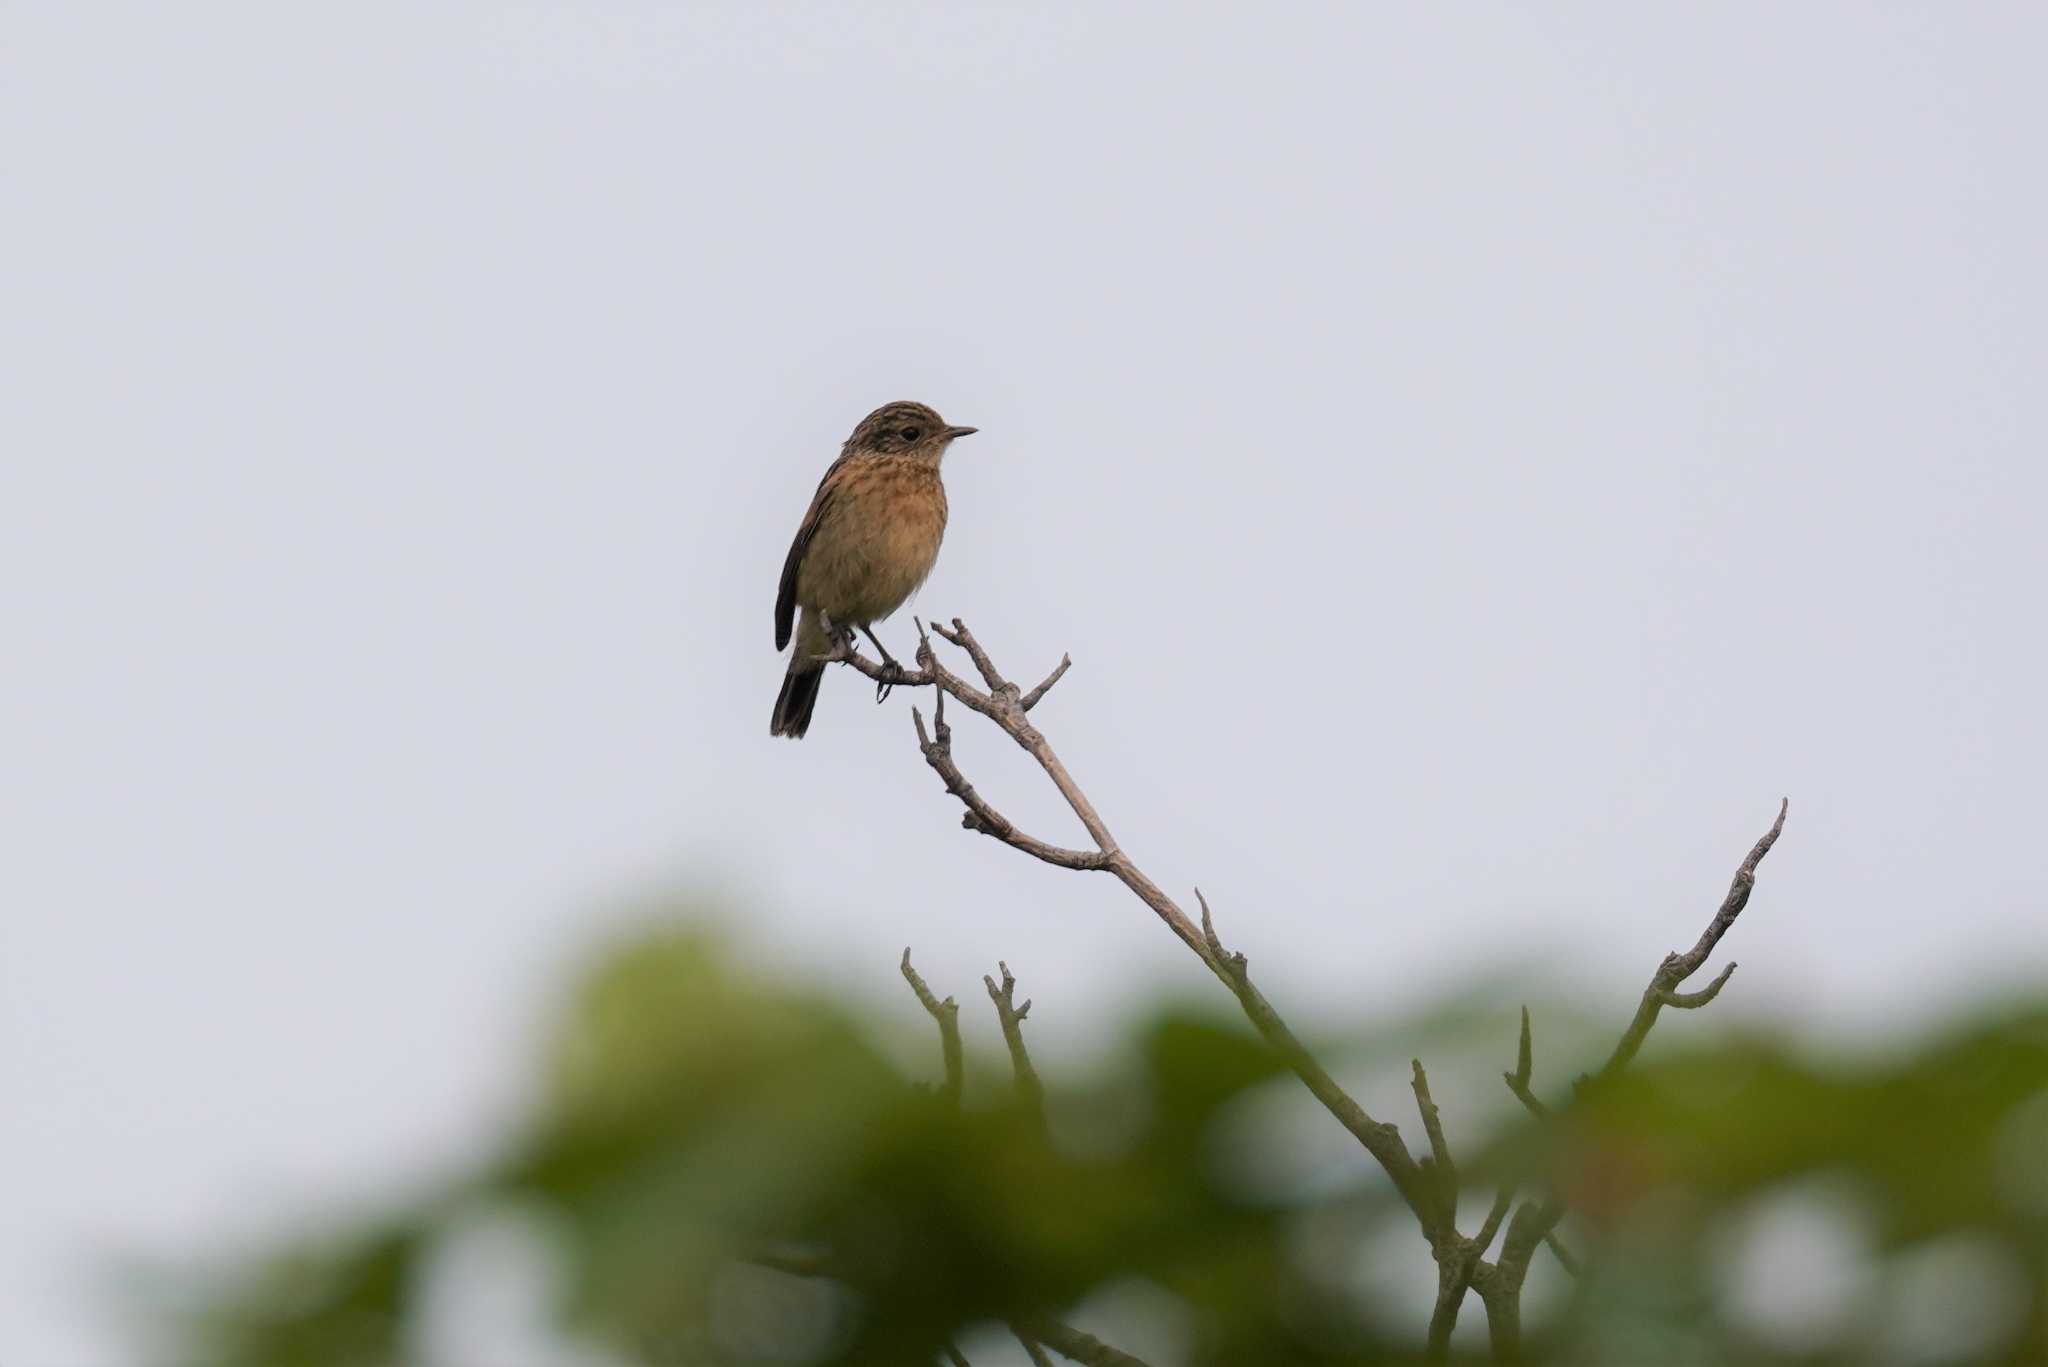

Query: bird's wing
[775,456,846,651]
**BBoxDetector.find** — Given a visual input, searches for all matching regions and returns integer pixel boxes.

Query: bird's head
[844,401,978,458]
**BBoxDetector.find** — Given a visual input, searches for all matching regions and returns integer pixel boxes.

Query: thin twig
[860,625,1439,1233]
[1020,654,1072,711]
[1503,1004,1551,1120]
[985,961,1045,1130]
[1544,1231,1582,1277]
[943,1344,972,1367]
[932,617,1009,692]
[1495,1197,1564,1281]
[1596,799,1788,1080]
[900,948,963,1108]
[1426,1186,1517,1360]
[850,623,1788,1364]
[1484,801,1791,1322]
[1657,960,1738,1009]
[1469,1193,1570,1358]
[836,626,1230,964]
[820,632,937,690]
[1198,890,1440,1232]
[939,621,1122,860]
[911,700,1111,870]
[1474,1188,1515,1259]
[1411,1059,1460,1216]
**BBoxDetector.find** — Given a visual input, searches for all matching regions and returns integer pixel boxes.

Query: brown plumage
[771,401,977,738]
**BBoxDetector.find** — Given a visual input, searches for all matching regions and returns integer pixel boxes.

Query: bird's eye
[900,426,921,442]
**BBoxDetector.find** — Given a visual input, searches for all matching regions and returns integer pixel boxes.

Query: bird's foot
[858,625,903,702]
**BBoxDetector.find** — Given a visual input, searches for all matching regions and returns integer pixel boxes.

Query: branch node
[883,623,1489,1254]
[985,960,1045,1127]
[892,647,1784,1356]
[1409,1058,1459,1204]
[1504,1005,1551,1120]
[1195,887,1222,950]
[1658,960,1738,1009]
[1194,887,1247,980]
[899,948,963,1106]
[1473,1186,1515,1257]
[934,617,1009,692]
[1596,799,1788,1080]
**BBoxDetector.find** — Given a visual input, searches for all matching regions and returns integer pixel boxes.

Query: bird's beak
[944,425,978,441]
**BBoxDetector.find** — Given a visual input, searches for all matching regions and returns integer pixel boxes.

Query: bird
[771,400,977,738]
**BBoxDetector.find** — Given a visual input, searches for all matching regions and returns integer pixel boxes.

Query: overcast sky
[5,4,2045,1362]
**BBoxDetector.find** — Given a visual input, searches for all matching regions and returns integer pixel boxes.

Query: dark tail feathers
[770,665,824,739]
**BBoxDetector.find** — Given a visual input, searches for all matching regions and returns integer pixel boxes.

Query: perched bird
[771,400,977,738]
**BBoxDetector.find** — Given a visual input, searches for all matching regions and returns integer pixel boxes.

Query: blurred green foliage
[166,927,2048,1365]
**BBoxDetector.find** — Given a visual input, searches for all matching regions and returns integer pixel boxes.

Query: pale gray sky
[5,4,2045,1362]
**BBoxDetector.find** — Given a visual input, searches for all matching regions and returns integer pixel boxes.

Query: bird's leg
[859,624,901,667]
[859,624,903,702]
[813,612,857,663]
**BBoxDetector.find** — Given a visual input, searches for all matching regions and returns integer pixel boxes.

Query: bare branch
[1410,1059,1459,1215]
[1471,1196,1567,1361]
[911,703,1110,870]
[1425,1265,1467,1362]
[869,621,1443,1236]
[984,961,1046,1130]
[1544,1231,1582,1278]
[1425,1187,1516,1360]
[1485,802,1789,1325]
[1103,860,1218,969]
[1020,654,1072,711]
[1497,1196,1564,1272]
[1674,797,1790,977]
[1503,1005,1551,1120]
[1473,1188,1515,1258]
[900,949,963,1108]
[1657,960,1738,1009]
[1474,1277,1523,1362]
[1597,799,1788,1080]
[867,623,1790,1361]
[1012,1329,1057,1367]
[820,630,937,690]
[943,1343,972,1367]
[1198,890,1441,1233]
[908,623,1223,960]
[933,617,1009,693]
[825,626,999,717]
[1468,1191,1575,1358]
[925,624,1124,859]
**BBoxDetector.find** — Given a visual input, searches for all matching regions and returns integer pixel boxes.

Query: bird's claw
[858,625,904,701]
[816,613,856,657]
